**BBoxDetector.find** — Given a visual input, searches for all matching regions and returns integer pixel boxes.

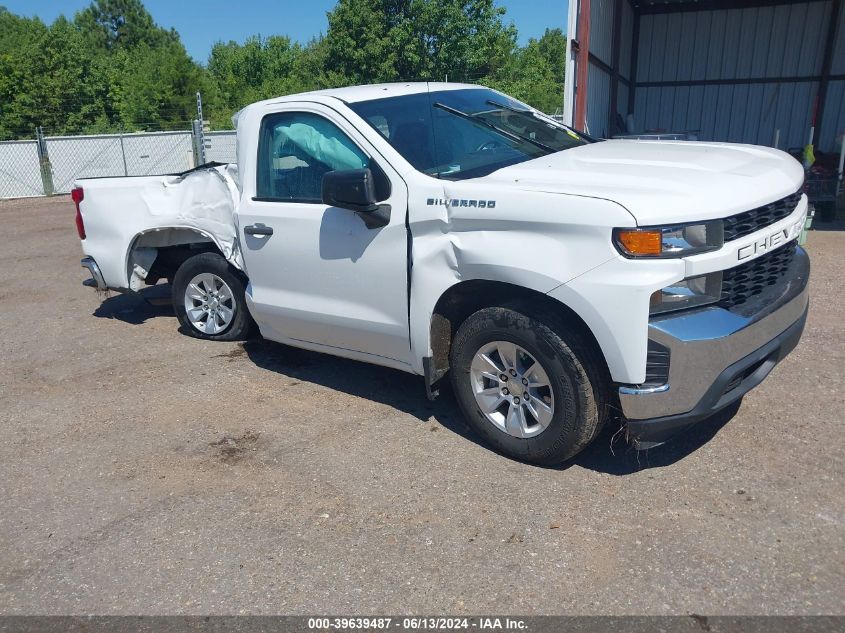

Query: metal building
[563,0,845,154]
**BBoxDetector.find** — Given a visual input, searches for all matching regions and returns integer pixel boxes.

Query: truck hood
[482,140,805,225]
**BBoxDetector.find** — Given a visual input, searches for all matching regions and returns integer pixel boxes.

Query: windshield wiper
[486,99,594,144]
[433,102,555,154]
[486,99,533,115]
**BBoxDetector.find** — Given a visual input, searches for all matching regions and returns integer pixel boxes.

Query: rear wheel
[172,252,252,341]
[450,306,607,465]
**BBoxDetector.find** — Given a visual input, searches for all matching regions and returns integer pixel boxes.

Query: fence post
[35,126,54,196]
[192,119,206,166]
[193,92,207,166]
[119,129,128,176]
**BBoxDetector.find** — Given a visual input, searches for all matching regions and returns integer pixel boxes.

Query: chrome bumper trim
[618,384,670,396]
[81,257,107,291]
[619,246,810,421]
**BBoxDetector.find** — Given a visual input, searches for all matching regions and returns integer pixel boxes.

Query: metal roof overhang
[634,0,830,14]
[567,0,843,148]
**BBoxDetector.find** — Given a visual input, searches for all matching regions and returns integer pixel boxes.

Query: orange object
[574,0,591,132]
[617,229,662,256]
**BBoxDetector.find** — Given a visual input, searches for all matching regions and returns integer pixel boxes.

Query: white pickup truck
[74,83,810,464]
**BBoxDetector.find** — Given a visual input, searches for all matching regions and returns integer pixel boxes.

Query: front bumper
[619,245,810,449]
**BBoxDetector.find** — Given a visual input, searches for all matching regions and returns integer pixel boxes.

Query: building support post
[628,8,641,118]
[814,0,842,148]
[608,0,624,137]
[574,0,592,132]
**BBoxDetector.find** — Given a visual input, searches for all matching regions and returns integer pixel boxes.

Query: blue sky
[3,1,569,64]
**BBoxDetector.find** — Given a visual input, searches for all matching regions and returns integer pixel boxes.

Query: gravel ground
[0,195,842,615]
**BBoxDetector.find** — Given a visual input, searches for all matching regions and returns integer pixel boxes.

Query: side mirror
[322,168,390,229]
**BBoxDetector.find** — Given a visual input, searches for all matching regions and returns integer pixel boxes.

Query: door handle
[244,224,274,236]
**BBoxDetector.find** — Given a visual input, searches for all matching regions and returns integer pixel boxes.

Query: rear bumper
[81,256,107,291]
[619,245,810,449]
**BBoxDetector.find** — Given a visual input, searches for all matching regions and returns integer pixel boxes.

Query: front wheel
[449,306,608,465]
[172,252,252,341]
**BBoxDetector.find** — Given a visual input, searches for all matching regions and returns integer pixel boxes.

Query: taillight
[72,187,85,240]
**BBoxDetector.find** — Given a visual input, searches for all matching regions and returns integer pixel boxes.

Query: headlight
[614,220,724,258]
[650,271,723,315]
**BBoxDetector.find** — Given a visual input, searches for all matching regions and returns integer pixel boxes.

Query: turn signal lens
[614,220,724,258]
[616,230,662,256]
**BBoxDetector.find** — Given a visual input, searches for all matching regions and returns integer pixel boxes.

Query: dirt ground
[0,195,842,615]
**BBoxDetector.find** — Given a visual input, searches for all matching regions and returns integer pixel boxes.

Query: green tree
[0,9,46,138]
[209,36,302,105]
[485,29,567,114]
[322,0,516,84]
[0,6,46,54]
[75,0,205,131]
[0,12,109,137]
[109,41,206,130]
[0,0,569,140]
[535,28,566,87]
[74,0,177,50]
[0,1,209,137]
[207,35,337,128]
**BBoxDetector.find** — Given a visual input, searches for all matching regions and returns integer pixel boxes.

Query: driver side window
[257,111,370,203]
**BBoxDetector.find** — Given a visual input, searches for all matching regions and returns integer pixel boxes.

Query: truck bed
[76,164,241,291]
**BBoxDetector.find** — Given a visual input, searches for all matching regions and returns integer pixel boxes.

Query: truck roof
[249,82,483,108]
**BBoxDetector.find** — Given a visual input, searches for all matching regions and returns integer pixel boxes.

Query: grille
[723,191,802,242]
[719,241,798,309]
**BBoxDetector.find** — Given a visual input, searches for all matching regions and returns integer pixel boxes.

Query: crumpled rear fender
[78,165,242,290]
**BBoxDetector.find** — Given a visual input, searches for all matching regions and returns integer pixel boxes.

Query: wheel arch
[125,226,241,290]
[427,279,611,386]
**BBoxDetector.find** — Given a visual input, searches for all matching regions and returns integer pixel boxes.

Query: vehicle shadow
[241,338,471,432]
[569,400,741,475]
[92,285,174,325]
[241,338,738,475]
[90,290,736,474]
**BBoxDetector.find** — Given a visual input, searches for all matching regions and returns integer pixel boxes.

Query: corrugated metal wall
[832,0,845,73]
[590,0,616,64]
[570,0,844,152]
[583,0,637,136]
[630,1,844,152]
[635,82,821,148]
[820,80,845,147]
[585,0,617,137]
[619,0,635,81]
[822,1,845,150]
[587,65,613,136]
[636,4,830,84]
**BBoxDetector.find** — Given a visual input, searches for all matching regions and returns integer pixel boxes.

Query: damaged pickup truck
[75,83,810,464]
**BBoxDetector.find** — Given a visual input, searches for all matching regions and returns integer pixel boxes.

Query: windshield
[348,88,590,180]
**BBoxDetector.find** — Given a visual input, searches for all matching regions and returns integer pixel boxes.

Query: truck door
[236,105,412,367]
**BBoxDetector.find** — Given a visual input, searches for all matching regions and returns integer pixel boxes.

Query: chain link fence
[0,140,43,198]
[0,125,237,199]
[205,130,238,164]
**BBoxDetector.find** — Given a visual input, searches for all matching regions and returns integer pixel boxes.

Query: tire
[172,252,252,341]
[449,305,608,465]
